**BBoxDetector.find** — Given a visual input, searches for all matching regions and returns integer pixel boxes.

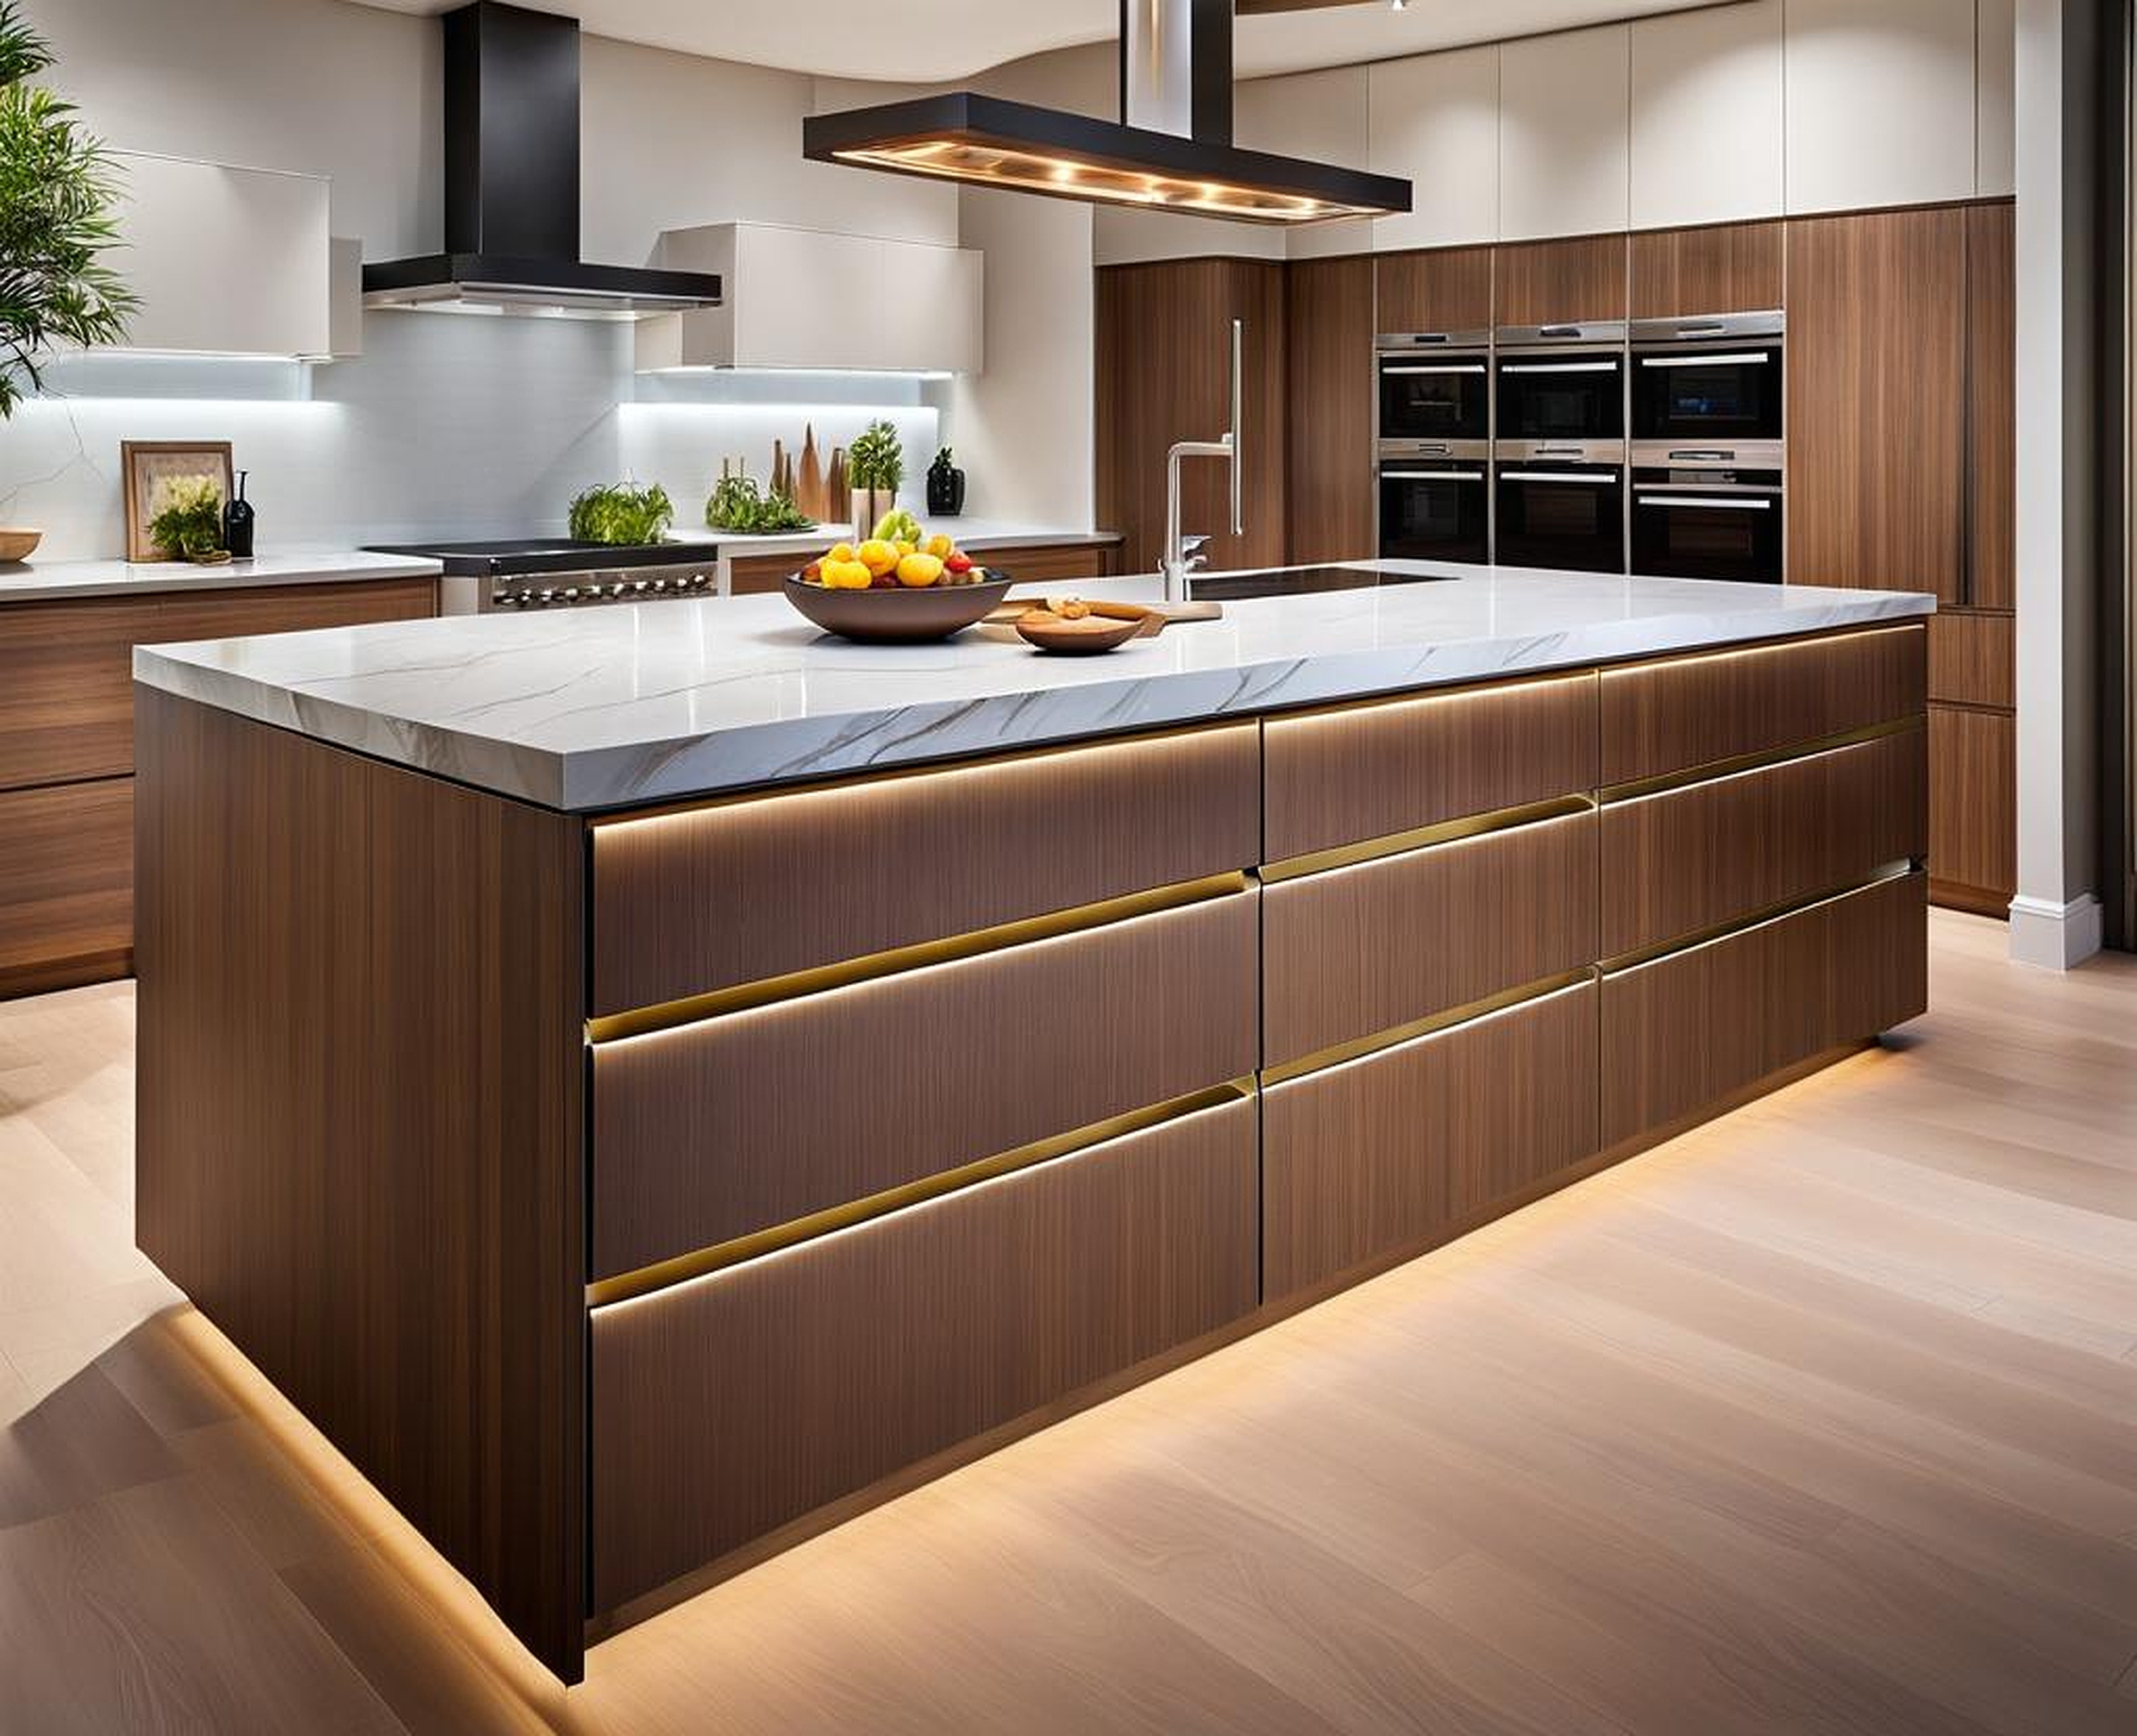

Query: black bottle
[223,470,255,559]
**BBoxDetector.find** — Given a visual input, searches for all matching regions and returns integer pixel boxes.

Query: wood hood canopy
[803,0,1413,223]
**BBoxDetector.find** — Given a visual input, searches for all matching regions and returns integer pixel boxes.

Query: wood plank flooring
[2,912,2132,1733]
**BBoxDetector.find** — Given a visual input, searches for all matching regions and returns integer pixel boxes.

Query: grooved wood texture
[1263,812,1599,1068]
[0,777,133,997]
[1373,246,1495,333]
[590,893,1258,1278]
[1598,624,1927,785]
[1493,235,1628,325]
[590,1094,1259,1613]
[133,689,587,1683]
[1928,703,2016,910]
[1628,221,1785,318]
[151,578,438,645]
[0,597,162,791]
[1965,202,2015,610]
[1262,985,1599,1300]
[589,724,1260,1016]
[1599,729,1927,957]
[1096,259,1288,576]
[1785,207,1966,596]
[1285,256,1376,563]
[1600,872,1927,1146]
[1927,610,2015,709]
[1263,673,1598,860]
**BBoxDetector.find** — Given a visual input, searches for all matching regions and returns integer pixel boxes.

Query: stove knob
[561,586,580,603]
[536,588,557,606]
[692,573,713,591]
[610,581,631,599]
[631,580,650,594]
[653,577,673,592]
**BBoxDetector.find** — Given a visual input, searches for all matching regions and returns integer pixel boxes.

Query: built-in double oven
[1493,322,1626,573]
[1376,329,1491,565]
[1630,311,1785,584]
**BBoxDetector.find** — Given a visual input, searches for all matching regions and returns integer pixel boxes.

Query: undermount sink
[1189,564,1457,601]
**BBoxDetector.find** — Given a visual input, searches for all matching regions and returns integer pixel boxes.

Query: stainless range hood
[363,3,721,319]
[803,0,1411,223]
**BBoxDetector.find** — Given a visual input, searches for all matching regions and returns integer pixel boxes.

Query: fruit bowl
[784,572,1013,644]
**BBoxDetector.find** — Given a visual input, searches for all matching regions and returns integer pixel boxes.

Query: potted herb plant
[846,420,904,542]
[147,476,229,563]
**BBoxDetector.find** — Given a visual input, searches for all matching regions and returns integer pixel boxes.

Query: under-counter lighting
[639,367,955,381]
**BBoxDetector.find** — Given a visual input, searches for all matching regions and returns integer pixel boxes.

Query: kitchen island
[130,561,1934,1683]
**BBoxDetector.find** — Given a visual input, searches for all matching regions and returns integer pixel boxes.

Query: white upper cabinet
[1500,25,1631,241]
[1630,0,1783,229]
[1368,44,1500,252]
[1246,66,1375,261]
[1976,0,2016,197]
[107,153,331,358]
[1784,0,1977,214]
[635,223,983,374]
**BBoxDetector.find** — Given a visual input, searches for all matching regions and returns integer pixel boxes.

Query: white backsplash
[0,313,940,560]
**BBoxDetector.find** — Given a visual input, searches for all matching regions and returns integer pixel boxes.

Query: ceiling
[348,1,1719,85]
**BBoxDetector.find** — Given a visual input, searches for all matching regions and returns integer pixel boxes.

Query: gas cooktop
[1190,564,1457,601]
[363,538,706,578]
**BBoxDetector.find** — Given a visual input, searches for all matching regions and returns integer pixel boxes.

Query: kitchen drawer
[984,540,1117,582]
[1599,727,1926,957]
[0,776,134,994]
[153,577,437,642]
[1263,673,1597,862]
[1927,611,2014,709]
[727,551,799,595]
[1263,810,1598,1069]
[1600,871,1927,1147]
[0,598,163,790]
[590,891,1257,1279]
[1263,983,1598,1300]
[1928,703,2015,912]
[1599,624,1927,786]
[590,1091,1257,1612]
[589,723,1259,1018]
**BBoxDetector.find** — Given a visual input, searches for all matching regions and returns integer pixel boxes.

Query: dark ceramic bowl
[783,573,1013,644]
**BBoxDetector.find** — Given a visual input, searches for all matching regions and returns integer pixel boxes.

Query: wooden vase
[796,424,825,521]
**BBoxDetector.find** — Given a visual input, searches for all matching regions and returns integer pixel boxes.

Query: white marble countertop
[132,560,1935,813]
[671,519,1123,558]
[0,548,444,602]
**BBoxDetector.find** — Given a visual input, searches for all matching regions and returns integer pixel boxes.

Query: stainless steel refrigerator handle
[1228,317,1244,536]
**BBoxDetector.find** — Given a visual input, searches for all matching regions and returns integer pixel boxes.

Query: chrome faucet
[1160,318,1244,603]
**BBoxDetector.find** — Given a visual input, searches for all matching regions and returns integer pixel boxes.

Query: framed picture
[122,441,234,562]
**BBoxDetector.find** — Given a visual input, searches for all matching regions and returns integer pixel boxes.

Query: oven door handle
[1501,360,1620,374]
[1382,364,1488,375]
[1635,495,1772,510]
[1505,473,1619,485]
[1639,351,1776,368]
[1383,470,1486,481]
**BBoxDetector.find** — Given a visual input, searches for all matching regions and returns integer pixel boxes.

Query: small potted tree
[846,420,904,542]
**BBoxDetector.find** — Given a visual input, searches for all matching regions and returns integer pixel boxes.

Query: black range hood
[364,3,720,318]
[803,0,1411,224]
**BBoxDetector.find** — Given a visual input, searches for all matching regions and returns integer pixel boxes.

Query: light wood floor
[2,911,2133,1734]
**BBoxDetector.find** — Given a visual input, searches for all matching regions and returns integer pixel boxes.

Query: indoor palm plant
[0,0,135,418]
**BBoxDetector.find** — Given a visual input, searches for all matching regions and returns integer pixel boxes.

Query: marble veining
[131,561,1936,812]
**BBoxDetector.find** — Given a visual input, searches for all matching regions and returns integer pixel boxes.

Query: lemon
[855,539,898,577]
[895,552,944,588]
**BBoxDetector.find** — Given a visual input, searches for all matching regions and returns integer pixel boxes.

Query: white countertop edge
[0,549,445,601]
[132,578,1936,813]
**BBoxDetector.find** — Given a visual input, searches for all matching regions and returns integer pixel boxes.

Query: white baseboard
[2008,892,2106,970]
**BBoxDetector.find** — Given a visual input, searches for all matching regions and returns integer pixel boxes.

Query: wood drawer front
[1599,625,1927,787]
[153,577,438,643]
[985,540,1116,583]
[1599,729,1926,958]
[1263,811,1598,1069]
[1263,985,1598,1300]
[590,724,1259,1018]
[1600,872,1927,1147]
[0,599,163,790]
[591,1093,1257,1612]
[1928,704,2015,910]
[0,777,133,986]
[1264,674,1597,861]
[590,892,1258,1279]
[1927,611,2014,709]
[727,552,796,596]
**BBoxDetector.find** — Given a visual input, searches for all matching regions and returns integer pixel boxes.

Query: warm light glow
[831,140,1378,222]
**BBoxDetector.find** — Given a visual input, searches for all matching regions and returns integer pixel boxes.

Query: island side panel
[132,687,589,1684]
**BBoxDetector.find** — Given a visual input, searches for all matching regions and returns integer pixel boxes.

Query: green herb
[930,445,954,470]
[568,480,674,545]
[847,420,904,492]
[705,473,814,533]
[146,475,224,560]
[0,2,138,417]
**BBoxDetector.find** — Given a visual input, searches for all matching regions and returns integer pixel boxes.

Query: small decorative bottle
[222,471,256,559]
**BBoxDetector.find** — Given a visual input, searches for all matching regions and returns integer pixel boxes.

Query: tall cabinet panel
[1096,260,1288,577]
[1375,248,1495,335]
[1285,257,1377,565]
[1499,25,1632,241]
[1784,206,1966,598]
[1965,201,2016,610]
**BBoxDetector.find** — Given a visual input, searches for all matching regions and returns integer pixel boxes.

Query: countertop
[132,561,1936,813]
[0,548,445,603]
[674,519,1123,559]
